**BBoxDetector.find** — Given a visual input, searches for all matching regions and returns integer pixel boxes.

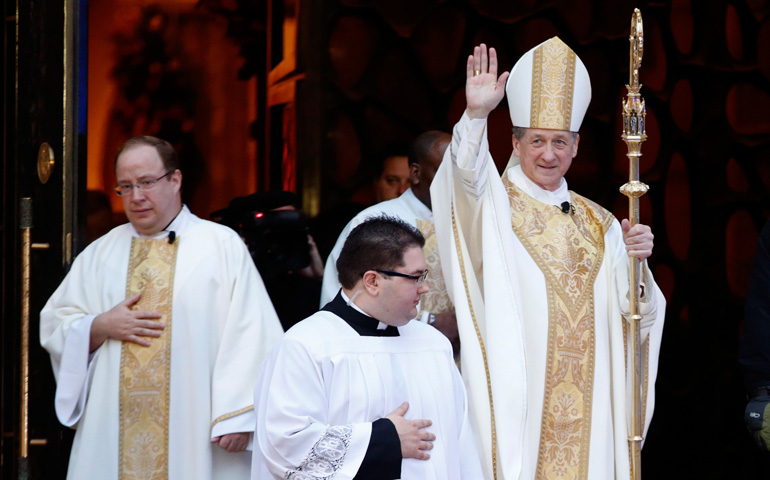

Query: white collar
[131,204,190,240]
[399,188,433,221]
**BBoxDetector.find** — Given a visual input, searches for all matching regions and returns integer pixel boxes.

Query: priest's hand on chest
[385,401,436,460]
[89,292,165,351]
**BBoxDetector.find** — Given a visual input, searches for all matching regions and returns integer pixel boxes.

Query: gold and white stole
[504,178,613,480]
[416,219,454,316]
[119,237,178,480]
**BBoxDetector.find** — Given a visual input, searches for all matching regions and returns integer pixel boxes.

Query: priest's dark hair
[336,215,425,289]
[114,135,180,173]
[408,130,446,166]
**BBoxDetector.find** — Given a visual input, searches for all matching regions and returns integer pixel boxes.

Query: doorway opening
[86,0,260,244]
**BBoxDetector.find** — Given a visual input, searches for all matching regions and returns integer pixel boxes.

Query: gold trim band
[451,202,497,480]
[211,405,254,428]
[530,38,576,131]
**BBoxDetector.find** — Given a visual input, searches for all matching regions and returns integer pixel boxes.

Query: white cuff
[54,315,98,427]
[211,409,256,451]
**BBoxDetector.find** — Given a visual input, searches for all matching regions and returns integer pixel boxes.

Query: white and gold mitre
[505,36,591,132]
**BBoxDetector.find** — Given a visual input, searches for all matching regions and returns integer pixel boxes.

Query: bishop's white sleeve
[608,220,661,342]
[450,111,493,200]
[452,364,485,479]
[253,339,378,480]
[607,219,666,441]
[435,110,498,274]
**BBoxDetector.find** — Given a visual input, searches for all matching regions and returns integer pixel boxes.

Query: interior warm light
[87,2,257,220]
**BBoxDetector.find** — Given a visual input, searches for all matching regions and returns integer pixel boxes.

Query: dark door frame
[1,0,87,478]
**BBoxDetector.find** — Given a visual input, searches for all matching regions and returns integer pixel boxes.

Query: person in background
[321,131,459,354]
[312,145,411,265]
[351,143,411,207]
[740,220,770,461]
[212,190,324,331]
[374,151,411,203]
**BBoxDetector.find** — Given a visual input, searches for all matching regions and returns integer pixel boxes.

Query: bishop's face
[375,246,429,327]
[512,128,579,192]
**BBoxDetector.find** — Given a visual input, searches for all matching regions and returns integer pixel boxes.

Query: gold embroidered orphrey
[531,37,576,131]
[504,178,613,480]
[416,219,454,316]
[119,237,178,480]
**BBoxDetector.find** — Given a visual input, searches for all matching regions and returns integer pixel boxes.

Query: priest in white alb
[430,40,666,480]
[253,215,482,479]
[40,136,284,480]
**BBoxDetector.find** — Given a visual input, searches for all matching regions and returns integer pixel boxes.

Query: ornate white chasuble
[504,178,613,480]
[417,219,454,315]
[119,237,178,480]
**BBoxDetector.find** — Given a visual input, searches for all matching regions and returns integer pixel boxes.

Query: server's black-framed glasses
[375,269,429,287]
[114,171,172,196]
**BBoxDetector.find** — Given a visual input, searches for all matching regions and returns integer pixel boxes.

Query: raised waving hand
[466,43,510,120]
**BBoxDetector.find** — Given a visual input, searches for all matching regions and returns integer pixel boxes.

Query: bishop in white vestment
[431,40,666,480]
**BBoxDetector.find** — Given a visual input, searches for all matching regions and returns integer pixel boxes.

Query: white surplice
[252,302,483,480]
[319,188,433,307]
[430,113,666,480]
[40,205,284,480]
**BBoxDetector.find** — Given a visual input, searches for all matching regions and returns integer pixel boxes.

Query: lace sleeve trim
[285,425,353,480]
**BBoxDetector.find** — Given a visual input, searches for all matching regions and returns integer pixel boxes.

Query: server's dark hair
[336,215,425,289]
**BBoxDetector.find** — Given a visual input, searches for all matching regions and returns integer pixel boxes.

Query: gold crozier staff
[620,8,648,480]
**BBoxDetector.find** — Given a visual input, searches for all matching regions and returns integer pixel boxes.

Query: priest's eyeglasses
[375,269,429,287]
[114,171,172,196]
